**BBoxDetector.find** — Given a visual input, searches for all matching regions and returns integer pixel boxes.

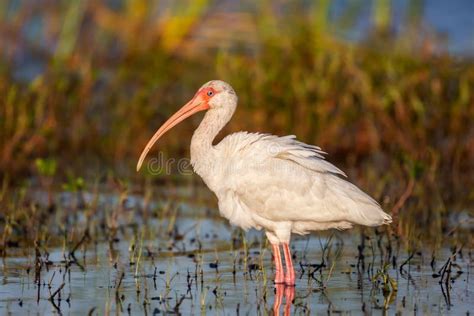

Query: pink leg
[283,243,296,286]
[272,244,285,284]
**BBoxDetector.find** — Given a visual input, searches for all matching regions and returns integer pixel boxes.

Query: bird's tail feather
[327,176,392,227]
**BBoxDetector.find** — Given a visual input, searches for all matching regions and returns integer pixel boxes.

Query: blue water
[0,188,472,315]
[1,224,471,315]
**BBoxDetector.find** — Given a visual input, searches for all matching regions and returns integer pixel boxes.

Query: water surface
[0,188,472,315]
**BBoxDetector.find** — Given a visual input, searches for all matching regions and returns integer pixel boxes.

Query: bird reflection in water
[273,284,295,315]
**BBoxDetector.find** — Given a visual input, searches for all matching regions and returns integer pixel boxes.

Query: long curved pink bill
[136,97,208,172]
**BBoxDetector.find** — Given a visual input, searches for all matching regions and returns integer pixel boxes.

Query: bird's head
[199,80,237,110]
[136,80,237,171]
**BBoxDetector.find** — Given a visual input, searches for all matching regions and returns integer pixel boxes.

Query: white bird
[137,80,392,286]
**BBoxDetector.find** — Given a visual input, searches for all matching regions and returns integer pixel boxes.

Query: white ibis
[137,80,392,286]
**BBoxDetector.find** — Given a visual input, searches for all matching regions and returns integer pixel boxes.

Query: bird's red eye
[207,90,214,97]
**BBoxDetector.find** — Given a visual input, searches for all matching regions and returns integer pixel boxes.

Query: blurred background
[0,0,473,238]
[0,1,473,314]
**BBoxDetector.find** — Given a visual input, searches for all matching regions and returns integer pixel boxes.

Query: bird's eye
[207,90,214,97]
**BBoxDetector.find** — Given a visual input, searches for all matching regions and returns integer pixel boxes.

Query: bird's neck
[190,108,233,176]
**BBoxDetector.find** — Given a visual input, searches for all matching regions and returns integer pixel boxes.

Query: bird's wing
[215,132,391,227]
[217,132,346,176]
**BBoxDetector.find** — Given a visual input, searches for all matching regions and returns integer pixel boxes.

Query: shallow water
[0,189,472,315]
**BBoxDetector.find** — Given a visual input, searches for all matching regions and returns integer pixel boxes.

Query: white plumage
[137,80,392,286]
[195,132,391,243]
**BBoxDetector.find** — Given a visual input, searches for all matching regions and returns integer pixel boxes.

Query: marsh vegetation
[0,1,473,314]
